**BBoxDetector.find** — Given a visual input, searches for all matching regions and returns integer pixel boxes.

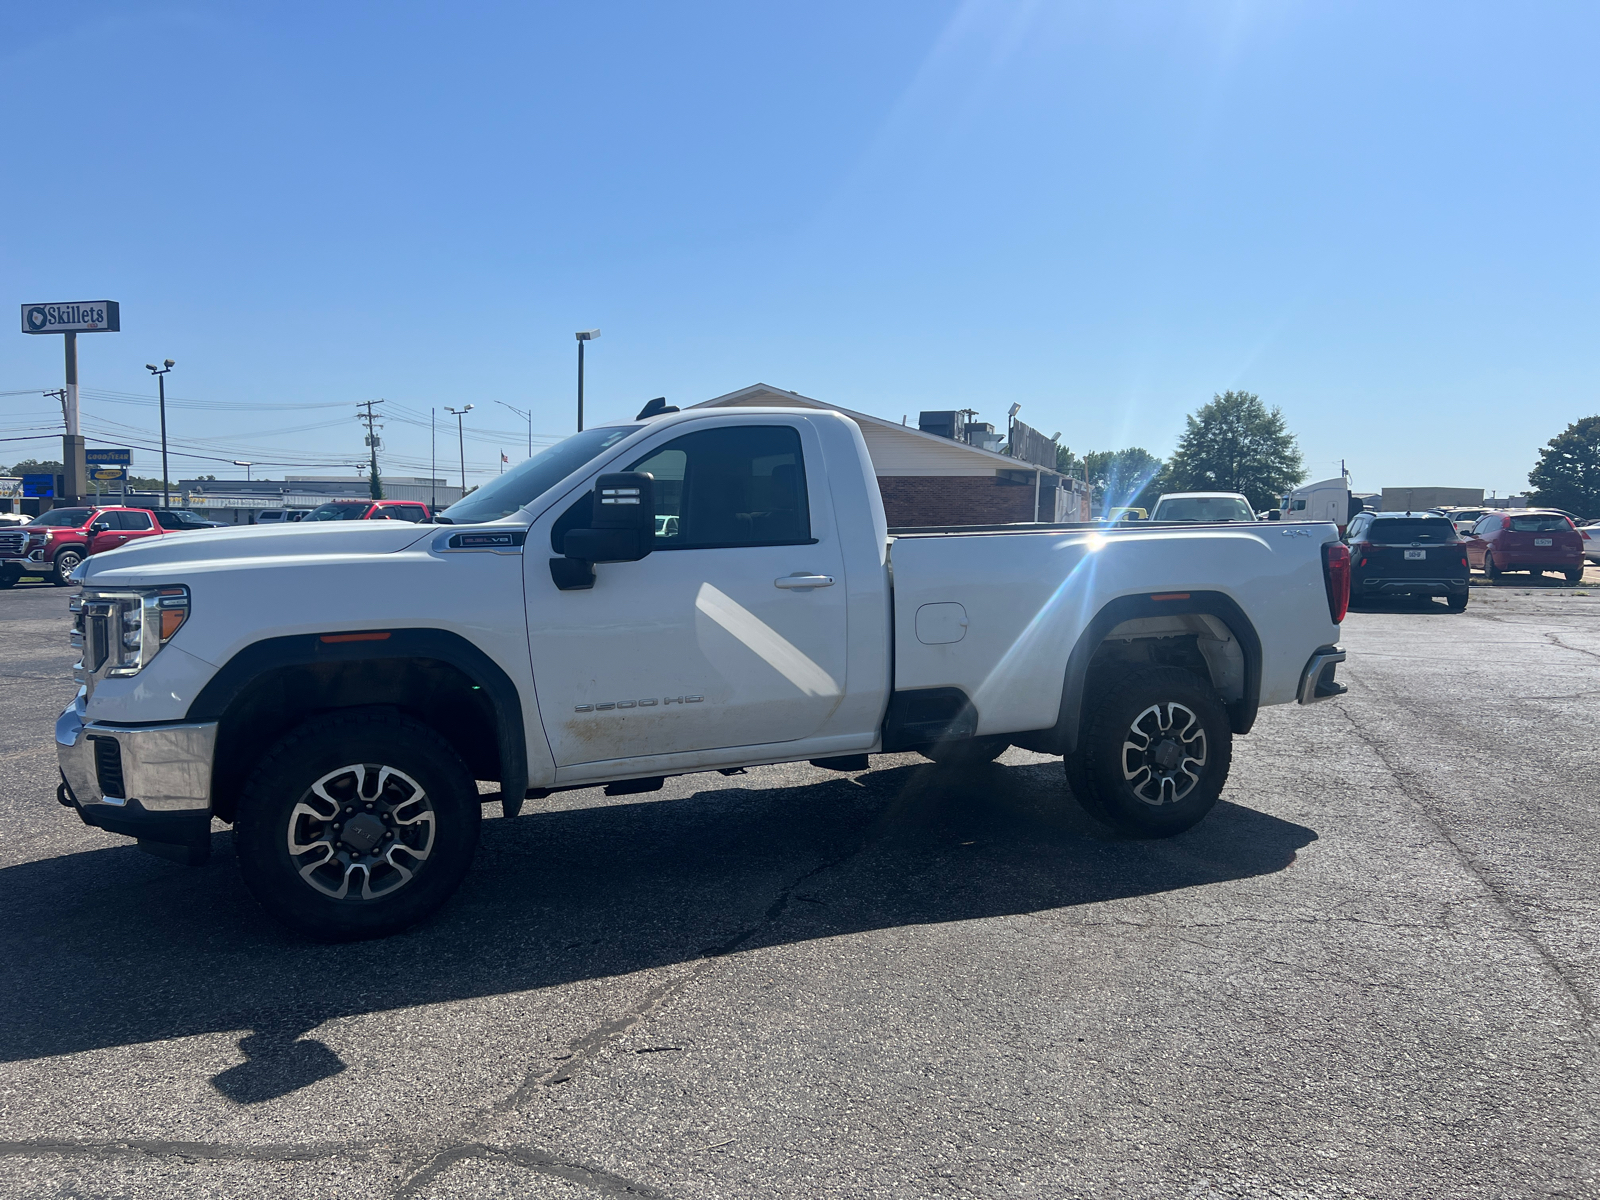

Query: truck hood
[77,521,437,582]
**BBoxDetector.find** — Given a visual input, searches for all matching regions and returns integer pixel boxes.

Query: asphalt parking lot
[1,577,1597,1199]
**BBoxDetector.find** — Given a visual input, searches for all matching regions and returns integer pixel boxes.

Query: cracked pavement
[2,580,1597,1198]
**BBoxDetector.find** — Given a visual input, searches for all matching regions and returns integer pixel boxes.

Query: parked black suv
[1344,511,1469,612]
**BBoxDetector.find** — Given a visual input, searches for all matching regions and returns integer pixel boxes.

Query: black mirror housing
[550,472,656,590]
[591,473,654,535]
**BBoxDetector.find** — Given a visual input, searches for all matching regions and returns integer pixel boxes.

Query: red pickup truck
[0,506,169,587]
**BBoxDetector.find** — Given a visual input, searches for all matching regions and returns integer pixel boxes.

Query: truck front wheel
[1064,666,1232,838]
[51,548,83,587]
[234,710,481,940]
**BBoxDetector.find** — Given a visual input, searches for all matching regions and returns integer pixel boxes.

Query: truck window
[629,425,810,549]
[115,510,154,531]
[1152,496,1255,523]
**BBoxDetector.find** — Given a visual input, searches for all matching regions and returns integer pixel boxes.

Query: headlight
[72,585,190,679]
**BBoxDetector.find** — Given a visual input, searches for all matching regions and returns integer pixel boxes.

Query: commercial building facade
[693,385,1088,527]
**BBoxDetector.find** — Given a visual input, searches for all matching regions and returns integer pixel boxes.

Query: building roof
[693,384,1075,484]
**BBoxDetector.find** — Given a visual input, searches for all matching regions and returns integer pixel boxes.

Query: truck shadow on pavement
[0,759,1315,1104]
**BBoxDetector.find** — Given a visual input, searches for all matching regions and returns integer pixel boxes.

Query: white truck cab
[56,407,1350,939]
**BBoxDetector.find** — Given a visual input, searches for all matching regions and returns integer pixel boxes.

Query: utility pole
[145,360,174,508]
[431,408,437,511]
[445,405,474,493]
[357,399,385,500]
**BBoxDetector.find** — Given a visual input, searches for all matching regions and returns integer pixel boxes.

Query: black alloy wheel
[1064,666,1233,838]
[234,710,481,940]
[51,548,82,587]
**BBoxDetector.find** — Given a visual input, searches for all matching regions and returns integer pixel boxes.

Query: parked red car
[0,506,167,587]
[303,500,433,522]
[1462,510,1585,582]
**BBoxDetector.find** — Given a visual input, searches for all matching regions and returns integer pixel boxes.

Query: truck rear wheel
[920,736,1009,766]
[1064,666,1232,838]
[234,710,480,940]
[51,548,83,587]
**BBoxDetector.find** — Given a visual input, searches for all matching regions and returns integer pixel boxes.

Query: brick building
[693,385,1088,527]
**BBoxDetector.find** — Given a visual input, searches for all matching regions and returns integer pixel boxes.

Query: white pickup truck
[55,407,1350,938]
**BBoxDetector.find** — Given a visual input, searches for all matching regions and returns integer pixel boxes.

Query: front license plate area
[1534,538,1553,546]
[1405,549,1426,560]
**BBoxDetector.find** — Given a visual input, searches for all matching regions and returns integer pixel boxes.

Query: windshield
[1370,518,1456,542]
[27,508,93,528]
[1151,496,1255,523]
[1509,515,1573,532]
[439,425,643,523]
[306,503,370,521]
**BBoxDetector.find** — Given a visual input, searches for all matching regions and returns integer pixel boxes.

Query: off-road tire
[920,736,1010,766]
[1064,666,1232,838]
[234,710,480,940]
[1446,593,1468,612]
[51,548,83,587]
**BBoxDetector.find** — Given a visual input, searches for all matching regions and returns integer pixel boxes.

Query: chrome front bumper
[1297,645,1347,705]
[56,697,217,850]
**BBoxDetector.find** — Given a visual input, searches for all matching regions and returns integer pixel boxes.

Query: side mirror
[551,472,655,591]
[89,519,110,534]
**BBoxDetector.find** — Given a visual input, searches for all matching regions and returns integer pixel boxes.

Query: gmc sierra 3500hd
[56,406,1350,939]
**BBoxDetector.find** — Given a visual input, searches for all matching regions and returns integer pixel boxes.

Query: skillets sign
[20,302,120,334]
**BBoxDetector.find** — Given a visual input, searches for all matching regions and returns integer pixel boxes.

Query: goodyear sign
[86,448,131,485]
[20,301,120,334]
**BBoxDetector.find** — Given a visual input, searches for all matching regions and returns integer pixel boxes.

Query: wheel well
[1017,592,1262,757]
[209,657,499,823]
[1084,614,1245,706]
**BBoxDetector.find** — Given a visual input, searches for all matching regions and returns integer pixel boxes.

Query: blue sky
[2,1,1595,494]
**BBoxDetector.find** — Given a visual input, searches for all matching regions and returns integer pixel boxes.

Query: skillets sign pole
[20,302,121,506]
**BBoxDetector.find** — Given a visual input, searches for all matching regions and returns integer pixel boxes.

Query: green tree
[1527,416,1600,517]
[1164,391,1304,511]
[369,461,385,501]
[1,458,64,477]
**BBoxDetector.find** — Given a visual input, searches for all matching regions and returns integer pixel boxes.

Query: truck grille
[0,531,26,558]
[92,736,126,799]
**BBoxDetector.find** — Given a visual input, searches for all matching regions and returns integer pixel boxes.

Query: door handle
[774,573,834,590]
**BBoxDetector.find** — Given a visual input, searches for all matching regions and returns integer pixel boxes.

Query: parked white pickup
[57,407,1350,938]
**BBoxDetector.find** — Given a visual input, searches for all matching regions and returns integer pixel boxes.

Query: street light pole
[445,405,474,494]
[145,360,175,508]
[496,400,533,459]
[575,330,600,432]
[232,460,253,481]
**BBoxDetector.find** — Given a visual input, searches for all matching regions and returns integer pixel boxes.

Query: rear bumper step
[1298,645,1347,705]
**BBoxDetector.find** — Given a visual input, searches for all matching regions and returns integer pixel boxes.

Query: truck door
[525,418,851,768]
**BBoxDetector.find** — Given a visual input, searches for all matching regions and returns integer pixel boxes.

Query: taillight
[1354,540,1372,568]
[1323,541,1350,624]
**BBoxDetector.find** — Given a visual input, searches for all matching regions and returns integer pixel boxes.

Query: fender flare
[1049,590,1262,755]
[187,628,528,802]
